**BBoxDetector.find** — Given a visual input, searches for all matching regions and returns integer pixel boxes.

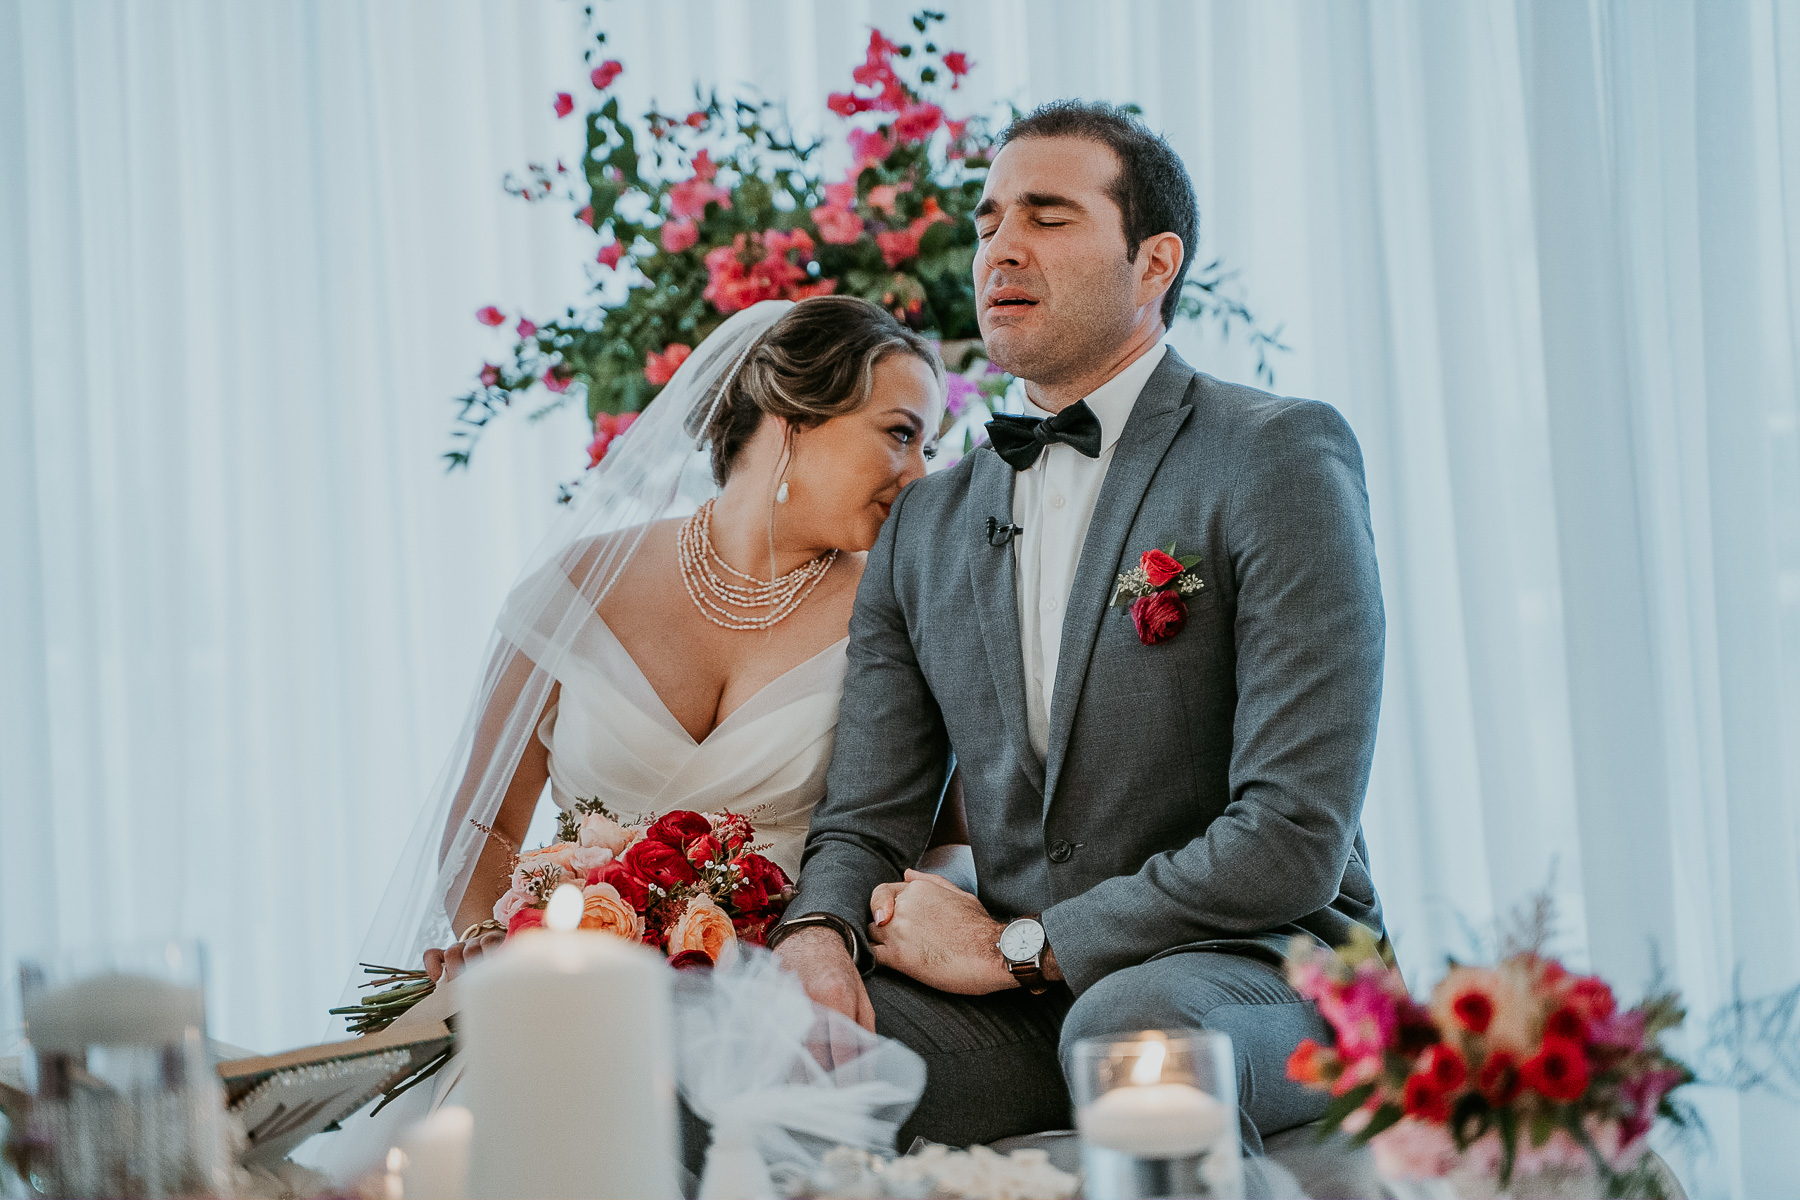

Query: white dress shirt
[1012,340,1169,761]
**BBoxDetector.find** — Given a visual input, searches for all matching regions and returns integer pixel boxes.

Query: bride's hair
[693,295,944,484]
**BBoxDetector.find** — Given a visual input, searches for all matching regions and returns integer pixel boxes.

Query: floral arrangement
[496,801,792,965]
[1111,544,1203,646]
[1283,925,1694,1197]
[448,11,1286,486]
[333,803,789,1039]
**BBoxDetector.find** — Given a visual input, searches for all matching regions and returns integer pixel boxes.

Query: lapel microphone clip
[986,516,1025,547]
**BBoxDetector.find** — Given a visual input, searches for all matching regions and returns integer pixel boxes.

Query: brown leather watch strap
[1007,956,1050,995]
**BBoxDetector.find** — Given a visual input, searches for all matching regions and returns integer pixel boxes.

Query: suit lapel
[1041,353,1198,810]
[965,446,1045,795]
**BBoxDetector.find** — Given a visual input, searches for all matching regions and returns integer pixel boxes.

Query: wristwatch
[996,915,1050,994]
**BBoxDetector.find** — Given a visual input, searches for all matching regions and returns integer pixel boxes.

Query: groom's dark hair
[998,101,1198,326]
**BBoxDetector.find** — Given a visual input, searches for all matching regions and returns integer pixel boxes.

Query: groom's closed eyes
[973,192,1088,238]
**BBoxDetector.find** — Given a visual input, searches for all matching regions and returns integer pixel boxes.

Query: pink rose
[590,60,623,90]
[1130,591,1187,645]
[811,204,863,245]
[552,92,574,118]
[876,227,920,268]
[507,906,546,937]
[570,845,615,876]
[493,887,531,926]
[660,218,699,254]
[578,810,635,856]
[644,343,693,386]
[596,240,623,269]
[476,305,505,327]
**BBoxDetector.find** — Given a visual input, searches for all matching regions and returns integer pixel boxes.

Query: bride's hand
[424,927,505,983]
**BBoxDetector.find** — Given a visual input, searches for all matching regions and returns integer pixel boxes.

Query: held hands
[869,869,1035,994]
[423,930,505,983]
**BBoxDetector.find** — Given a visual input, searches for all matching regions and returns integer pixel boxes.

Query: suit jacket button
[1049,840,1073,863]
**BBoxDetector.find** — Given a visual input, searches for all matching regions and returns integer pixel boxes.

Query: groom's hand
[867,870,1015,994]
[774,926,877,1033]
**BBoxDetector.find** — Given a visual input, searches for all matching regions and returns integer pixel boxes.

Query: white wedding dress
[497,562,848,878]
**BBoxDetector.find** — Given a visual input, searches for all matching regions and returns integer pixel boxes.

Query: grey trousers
[867,950,1332,1154]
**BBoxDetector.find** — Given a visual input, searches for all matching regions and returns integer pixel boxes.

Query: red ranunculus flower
[1421,1043,1467,1091]
[1402,1073,1450,1122]
[686,834,725,867]
[552,92,574,119]
[1477,1049,1522,1105]
[668,949,713,970]
[729,853,789,914]
[1140,548,1184,588]
[1544,1005,1587,1043]
[1521,1036,1590,1102]
[1451,987,1495,1034]
[507,906,546,937]
[590,60,623,90]
[647,810,713,848]
[1131,591,1187,645]
[476,305,505,327]
[623,838,700,890]
[600,862,651,911]
[732,913,776,945]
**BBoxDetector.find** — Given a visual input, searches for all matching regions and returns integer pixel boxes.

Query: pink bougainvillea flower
[943,51,970,78]
[894,101,943,144]
[812,204,863,245]
[644,343,694,386]
[908,197,952,240]
[875,227,921,268]
[515,317,537,340]
[827,92,862,117]
[552,92,574,118]
[944,372,977,418]
[703,230,822,312]
[660,218,700,254]
[667,149,731,220]
[576,205,595,228]
[596,240,623,269]
[586,430,613,467]
[846,126,894,169]
[479,363,501,389]
[685,110,707,128]
[542,364,573,393]
[824,180,857,209]
[590,59,623,90]
[476,305,505,327]
[585,410,641,468]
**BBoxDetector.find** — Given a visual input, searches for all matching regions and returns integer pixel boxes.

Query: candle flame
[1129,1037,1166,1086]
[546,882,584,932]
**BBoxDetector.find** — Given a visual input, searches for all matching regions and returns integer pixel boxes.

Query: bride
[309,296,946,1176]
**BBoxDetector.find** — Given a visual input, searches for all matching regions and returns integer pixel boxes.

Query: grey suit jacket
[791,349,1388,997]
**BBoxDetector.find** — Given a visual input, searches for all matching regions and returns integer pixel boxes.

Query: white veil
[350,300,797,985]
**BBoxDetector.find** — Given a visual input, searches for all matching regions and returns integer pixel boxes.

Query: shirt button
[1040,596,1058,613]
[1050,492,1066,509]
[1049,840,1074,863]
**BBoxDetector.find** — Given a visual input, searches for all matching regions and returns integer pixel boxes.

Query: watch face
[998,918,1046,962]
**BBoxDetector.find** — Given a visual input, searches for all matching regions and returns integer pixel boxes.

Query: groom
[771,101,1388,1151]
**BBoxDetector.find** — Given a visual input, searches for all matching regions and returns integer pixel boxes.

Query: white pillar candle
[399,1105,472,1200]
[1077,1082,1228,1159]
[459,885,678,1200]
[22,973,205,1050]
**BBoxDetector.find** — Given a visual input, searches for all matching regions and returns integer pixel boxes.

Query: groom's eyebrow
[973,192,1088,220]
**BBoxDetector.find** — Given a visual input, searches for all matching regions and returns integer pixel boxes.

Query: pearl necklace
[677,499,838,630]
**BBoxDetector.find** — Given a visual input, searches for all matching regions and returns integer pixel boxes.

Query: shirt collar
[1023,339,1168,455]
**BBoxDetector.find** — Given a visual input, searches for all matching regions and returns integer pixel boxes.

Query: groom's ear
[1135,231,1186,319]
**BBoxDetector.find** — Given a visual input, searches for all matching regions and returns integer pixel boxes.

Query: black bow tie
[985,400,1103,471]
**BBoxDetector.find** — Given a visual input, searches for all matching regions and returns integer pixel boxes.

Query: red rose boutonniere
[1111,543,1204,645]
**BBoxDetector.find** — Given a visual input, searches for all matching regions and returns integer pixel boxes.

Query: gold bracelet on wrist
[460,919,505,942]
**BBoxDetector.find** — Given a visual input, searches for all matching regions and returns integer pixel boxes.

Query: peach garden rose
[580,882,645,941]
[669,894,737,966]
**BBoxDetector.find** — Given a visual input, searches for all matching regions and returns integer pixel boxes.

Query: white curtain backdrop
[3,2,1797,1194]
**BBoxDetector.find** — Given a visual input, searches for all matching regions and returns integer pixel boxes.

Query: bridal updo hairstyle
[694,295,943,485]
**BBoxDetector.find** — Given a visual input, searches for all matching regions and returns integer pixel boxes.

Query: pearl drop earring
[776,480,790,504]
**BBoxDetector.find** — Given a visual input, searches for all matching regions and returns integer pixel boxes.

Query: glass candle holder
[17,940,230,1198]
[1070,1029,1243,1200]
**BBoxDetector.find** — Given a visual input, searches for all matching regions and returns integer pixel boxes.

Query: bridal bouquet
[1283,926,1694,1198]
[497,800,794,964]
[334,803,790,1038]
